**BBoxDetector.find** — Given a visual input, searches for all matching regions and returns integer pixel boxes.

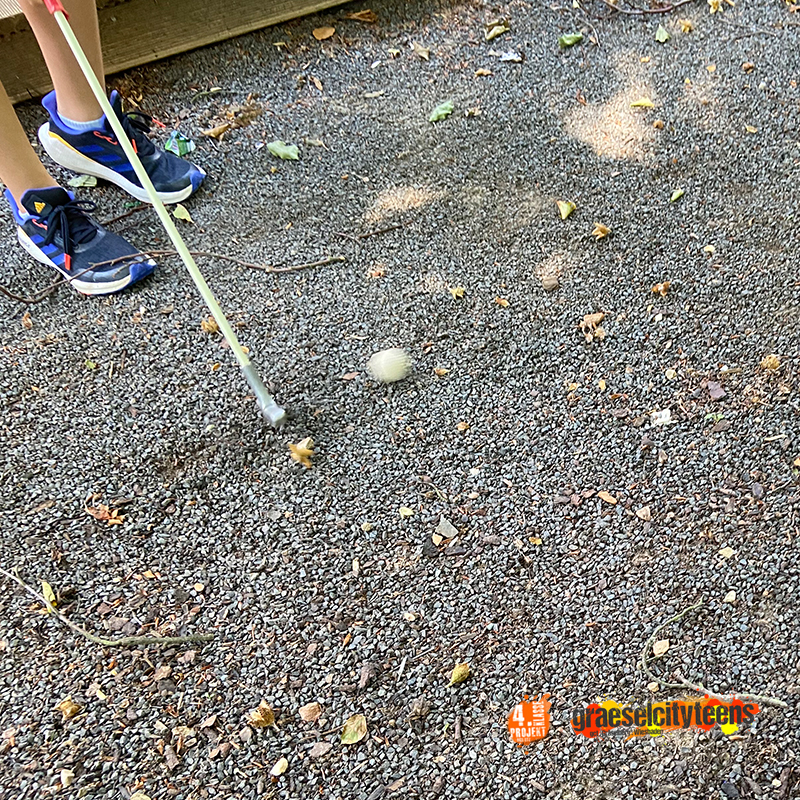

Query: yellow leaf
[288,437,314,469]
[474,68,492,76]
[41,580,57,610]
[173,204,194,223]
[200,317,220,335]
[56,697,82,721]
[247,701,275,728]
[313,26,335,40]
[434,367,449,377]
[494,297,509,307]
[449,662,470,686]
[745,125,758,134]
[201,122,232,139]
[665,368,677,380]
[630,97,655,108]
[556,200,576,220]
[719,546,735,559]
[760,354,780,371]
[652,639,669,657]
[598,490,617,505]
[271,757,289,776]
[299,702,322,723]
[448,286,465,299]
[529,536,542,546]
[598,379,606,391]
[456,421,470,431]
[341,713,367,744]
[679,18,694,32]
[707,64,716,73]
[399,506,414,518]
[591,222,610,239]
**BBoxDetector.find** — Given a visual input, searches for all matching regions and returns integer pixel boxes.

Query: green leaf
[341,714,367,744]
[558,32,584,48]
[655,24,670,43]
[429,100,454,122]
[84,360,97,370]
[267,140,300,160]
[67,175,97,188]
[670,188,685,203]
[173,204,194,223]
[41,580,57,610]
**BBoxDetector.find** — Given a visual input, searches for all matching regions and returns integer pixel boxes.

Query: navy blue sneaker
[6,187,156,296]
[37,90,205,205]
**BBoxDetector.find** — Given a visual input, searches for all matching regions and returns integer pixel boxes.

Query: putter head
[242,361,286,429]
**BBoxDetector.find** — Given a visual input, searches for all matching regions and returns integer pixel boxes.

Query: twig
[0,264,99,305]
[639,600,788,708]
[596,0,698,15]
[100,204,148,227]
[1,567,214,649]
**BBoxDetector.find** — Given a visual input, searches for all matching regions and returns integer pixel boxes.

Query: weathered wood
[1,0,345,104]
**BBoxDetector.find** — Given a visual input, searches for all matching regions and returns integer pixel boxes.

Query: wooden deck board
[1,0,345,103]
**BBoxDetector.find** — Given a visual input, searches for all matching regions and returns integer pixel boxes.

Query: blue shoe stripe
[80,145,105,154]
[41,244,60,256]
[95,153,123,164]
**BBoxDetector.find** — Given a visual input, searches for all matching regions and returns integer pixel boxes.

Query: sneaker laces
[119,110,156,157]
[43,199,99,257]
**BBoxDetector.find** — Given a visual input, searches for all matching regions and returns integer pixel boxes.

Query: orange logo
[507,694,551,746]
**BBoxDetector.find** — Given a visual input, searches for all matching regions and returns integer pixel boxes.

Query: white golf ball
[367,347,412,383]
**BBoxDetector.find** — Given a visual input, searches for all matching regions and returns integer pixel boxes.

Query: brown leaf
[247,701,275,728]
[651,281,671,296]
[579,312,605,342]
[313,26,336,40]
[597,490,617,505]
[591,222,611,240]
[201,122,232,140]
[153,665,172,681]
[55,697,82,721]
[21,311,32,330]
[345,9,378,22]
[288,437,314,469]
[309,741,333,757]
[412,41,430,60]
[494,297,509,308]
[434,367,449,377]
[299,702,323,723]
[199,714,217,729]
[359,662,379,689]
[85,504,125,526]
[341,713,367,744]
[200,317,220,335]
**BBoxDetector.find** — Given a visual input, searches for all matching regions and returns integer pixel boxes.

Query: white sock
[58,111,105,132]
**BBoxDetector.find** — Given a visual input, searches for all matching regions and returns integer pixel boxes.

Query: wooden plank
[1,0,345,103]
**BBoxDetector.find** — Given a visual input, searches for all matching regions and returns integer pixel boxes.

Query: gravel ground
[1,0,799,797]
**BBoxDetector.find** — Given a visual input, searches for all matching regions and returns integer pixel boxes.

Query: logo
[571,697,760,739]
[34,201,46,213]
[507,694,551,746]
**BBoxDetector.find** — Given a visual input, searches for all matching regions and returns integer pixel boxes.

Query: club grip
[42,0,68,17]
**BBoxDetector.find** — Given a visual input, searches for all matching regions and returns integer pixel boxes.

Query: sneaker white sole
[17,227,150,296]
[38,123,198,205]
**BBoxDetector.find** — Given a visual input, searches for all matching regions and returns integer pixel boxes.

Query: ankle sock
[58,111,105,132]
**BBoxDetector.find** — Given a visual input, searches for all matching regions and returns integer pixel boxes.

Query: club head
[259,398,287,428]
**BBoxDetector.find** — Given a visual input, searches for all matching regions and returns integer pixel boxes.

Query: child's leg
[17,0,104,123]
[0,81,58,205]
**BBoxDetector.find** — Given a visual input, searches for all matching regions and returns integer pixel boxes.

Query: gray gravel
[1,0,799,798]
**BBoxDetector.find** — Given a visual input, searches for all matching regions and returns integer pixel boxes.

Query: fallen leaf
[399,506,414,518]
[598,379,606,391]
[342,371,359,380]
[60,769,75,787]
[309,741,333,757]
[670,188,684,202]
[579,312,605,343]
[56,697,82,721]
[665,368,677,380]
[474,68,493,76]
[655,24,670,42]
[267,141,300,160]
[271,756,289,776]
[598,490,617,505]
[745,124,758,134]
[299,702,323,723]
[202,122,232,139]
[760,354,780,371]
[200,316,220,334]
[456,421,470,431]
[591,222,610,239]
[173,204,193,223]
[313,26,335,40]
[408,697,431,720]
[485,20,510,41]
[346,9,377,22]
[153,665,171,681]
[312,76,323,91]
[429,100,454,122]
[21,311,32,330]
[558,32,583,48]
[494,297,509,307]
[652,281,671,296]
[448,662,470,686]
[556,200,576,220]
[359,662,379,689]
[85,359,97,370]
[412,41,430,60]
[341,714,367,744]
[653,119,665,129]
[652,639,669,657]
[448,286,465,299]
[199,714,217,729]
[630,97,655,108]
[679,18,694,32]
[67,174,98,188]
[719,546,735,559]
[434,367,450,377]
[85,504,125,526]
[288,437,314,469]
[247,701,275,728]
[723,590,736,604]
[742,61,755,72]
[635,506,651,521]
[41,580,57,609]
[529,536,542,545]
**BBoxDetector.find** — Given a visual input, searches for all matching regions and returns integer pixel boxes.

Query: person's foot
[5,186,156,296]
[37,90,205,205]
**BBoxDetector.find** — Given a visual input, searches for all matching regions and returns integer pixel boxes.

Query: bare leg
[18,0,105,122]
[0,82,58,206]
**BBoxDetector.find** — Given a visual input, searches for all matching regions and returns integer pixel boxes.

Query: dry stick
[100,203,148,227]
[639,600,788,709]
[596,0,698,15]
[1,567,214,649]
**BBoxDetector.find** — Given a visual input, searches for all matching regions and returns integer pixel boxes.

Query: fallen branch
[1,567,213,649]
[100,203,148,227]
[596,0,698,15]
[640,600,788,708]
